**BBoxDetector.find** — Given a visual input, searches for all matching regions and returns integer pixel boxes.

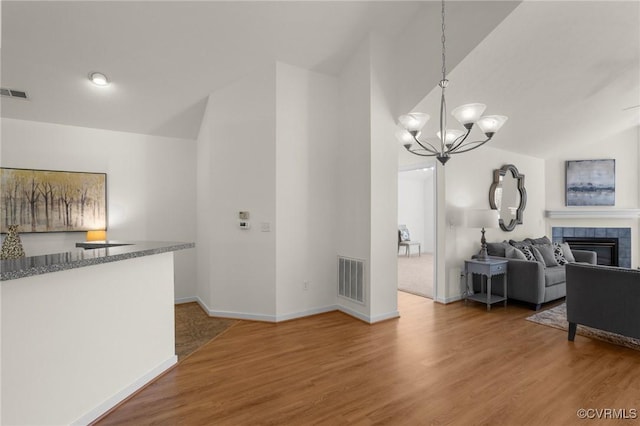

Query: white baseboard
[275,305,338,322]
[184,296,396,324]
[174,296,199,304]
[337,305,371,323]
[437,295,463,304]
[72,355,177,426]
[370,310,400,323]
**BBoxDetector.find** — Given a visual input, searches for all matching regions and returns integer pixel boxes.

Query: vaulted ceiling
[2,1,639,160]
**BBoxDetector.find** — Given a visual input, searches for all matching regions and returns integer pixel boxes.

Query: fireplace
[563,237,618,266]
[552,227,631,268]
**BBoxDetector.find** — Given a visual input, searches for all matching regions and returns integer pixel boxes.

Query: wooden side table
[464,259,508,311]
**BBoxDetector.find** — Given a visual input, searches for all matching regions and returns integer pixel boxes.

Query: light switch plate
[260,222,271,232]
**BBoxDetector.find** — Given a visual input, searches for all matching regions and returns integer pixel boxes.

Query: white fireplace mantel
[545,209,640,219]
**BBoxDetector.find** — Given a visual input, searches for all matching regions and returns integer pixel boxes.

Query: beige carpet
[526,303,640,351]
[397,253,433,299]
[175,303,237,360]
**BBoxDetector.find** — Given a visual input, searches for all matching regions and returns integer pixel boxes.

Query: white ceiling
[411,1,640,159]
[1,1,426,140]
[2,1,639,160]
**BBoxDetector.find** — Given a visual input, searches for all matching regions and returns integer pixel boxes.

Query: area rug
[175,302,237,360]
[526,303,640,351]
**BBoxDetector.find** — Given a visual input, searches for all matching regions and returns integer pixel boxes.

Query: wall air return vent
[338,256,365,304]
[0,88,29,100]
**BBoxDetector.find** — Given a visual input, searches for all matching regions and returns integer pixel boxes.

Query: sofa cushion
[505,245,527,260]
[545,266,566,287]
[526,236,552,245]
[509,239,532,249]
[486,241,511,257]
[534,244,560,267]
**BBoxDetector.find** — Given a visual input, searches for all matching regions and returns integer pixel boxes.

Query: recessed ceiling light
[89,72,109,87]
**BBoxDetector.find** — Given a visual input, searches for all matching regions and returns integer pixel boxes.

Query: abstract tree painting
[1,168,106,233]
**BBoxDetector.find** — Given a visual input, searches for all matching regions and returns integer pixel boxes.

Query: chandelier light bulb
[89,72,109,86]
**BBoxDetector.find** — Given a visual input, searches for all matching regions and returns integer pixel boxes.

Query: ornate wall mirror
[489,164,527,232]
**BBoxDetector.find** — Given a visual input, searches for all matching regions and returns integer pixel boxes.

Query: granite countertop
[0,241,195,281]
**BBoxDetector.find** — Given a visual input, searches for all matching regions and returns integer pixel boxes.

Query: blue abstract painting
[566,159,615,206]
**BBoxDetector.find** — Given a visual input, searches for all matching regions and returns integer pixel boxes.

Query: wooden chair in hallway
[398,225,421,257]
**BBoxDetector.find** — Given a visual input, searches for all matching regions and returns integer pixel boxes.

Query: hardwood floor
[96,293,640,425]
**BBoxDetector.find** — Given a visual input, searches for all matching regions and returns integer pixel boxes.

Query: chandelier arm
[446,127,472,153]
[412,136,440,155]
[450,137,493,155]
[407,147,438,157]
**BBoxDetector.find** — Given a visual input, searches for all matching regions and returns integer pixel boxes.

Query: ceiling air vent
[0,88,29,100]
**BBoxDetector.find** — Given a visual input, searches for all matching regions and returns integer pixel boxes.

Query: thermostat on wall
[239,211,250,220]
[239,221,250,230]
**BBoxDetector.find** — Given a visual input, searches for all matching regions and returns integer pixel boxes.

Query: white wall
[544,126,640,267]
[196,66,277,320]
[275,62,340,318]
[336,37,373,320]
[443,146,546,302]
[369,32,399,322]
[0,118,197,299]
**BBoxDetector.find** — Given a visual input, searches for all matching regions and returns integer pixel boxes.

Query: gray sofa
[480,238,597,310]
[566,263,640,341]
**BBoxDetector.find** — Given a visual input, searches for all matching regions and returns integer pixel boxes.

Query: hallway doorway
[397,165,436,299]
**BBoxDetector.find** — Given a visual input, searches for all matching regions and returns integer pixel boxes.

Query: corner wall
[442,146,546,302]
[275,62,340,319]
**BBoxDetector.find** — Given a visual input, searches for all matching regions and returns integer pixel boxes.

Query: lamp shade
[398,113,429,132]
[395,128,414,145]
[451,103,486,125]
[476,115,508,135]
[86,230,107,241]
[436,129,465,145]
[466,209,499,229]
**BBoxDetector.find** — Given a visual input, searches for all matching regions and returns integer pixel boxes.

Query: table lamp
[86,230,107,242]
[467,209,499,261]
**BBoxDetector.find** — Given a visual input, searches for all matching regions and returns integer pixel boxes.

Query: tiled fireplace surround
[552,227,631,268]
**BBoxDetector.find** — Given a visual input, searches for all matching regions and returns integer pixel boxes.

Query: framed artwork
[565,159,615,206]
[1,167,107,233]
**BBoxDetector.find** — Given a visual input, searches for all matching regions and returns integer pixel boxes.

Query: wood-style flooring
[96,293,640,425]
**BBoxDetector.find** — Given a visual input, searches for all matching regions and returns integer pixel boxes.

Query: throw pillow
[560,242,576,263]
[486,241,511,257]
[400,229,410,241]
[525,236,552,245]
[509,240,532,250]
[552,242,568,265]
[533,244,559,267]
[518,245,537,262]
[505,245,527,260]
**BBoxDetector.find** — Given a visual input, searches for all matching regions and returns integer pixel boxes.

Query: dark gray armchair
[566,263,640,341]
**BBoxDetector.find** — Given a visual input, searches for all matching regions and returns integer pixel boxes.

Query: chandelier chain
[441,0,446,81]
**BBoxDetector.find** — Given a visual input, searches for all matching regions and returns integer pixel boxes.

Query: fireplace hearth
[552,227,631,268]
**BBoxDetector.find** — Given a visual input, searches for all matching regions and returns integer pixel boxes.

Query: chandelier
[396,0,508,165]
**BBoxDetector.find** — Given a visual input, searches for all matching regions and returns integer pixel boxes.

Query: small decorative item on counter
[1,224,26,260]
